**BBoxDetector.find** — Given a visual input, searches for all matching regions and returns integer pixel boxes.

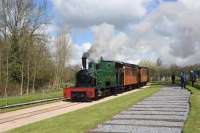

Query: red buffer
[64,87,96,101]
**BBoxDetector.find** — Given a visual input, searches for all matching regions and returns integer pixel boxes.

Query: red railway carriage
[124,64,139,87]
[139,67,149,85]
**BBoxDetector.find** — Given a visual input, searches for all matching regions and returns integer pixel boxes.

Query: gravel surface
[128,107,187,112]
[90,125,182,133]
[113,114,186,122]
[105,119,184,127]
[89,87,191,133]
[119,110,186,115]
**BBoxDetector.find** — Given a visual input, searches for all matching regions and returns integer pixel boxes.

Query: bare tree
[0,0,48,95]
[5,43,9,105]
[0,0,75,97]
[31,40,42,93]
[54,32,71,89]
[0,50,2,84]
[20,61,24,95]
[32,61,37,92]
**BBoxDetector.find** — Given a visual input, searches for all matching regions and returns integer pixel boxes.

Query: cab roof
[98,59,139,67]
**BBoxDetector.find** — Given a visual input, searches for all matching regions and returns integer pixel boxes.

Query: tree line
[139,59,200,82]
[0,0,77,97]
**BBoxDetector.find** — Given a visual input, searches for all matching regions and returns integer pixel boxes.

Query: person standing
[180,72,186,89]
[191,71,197,87]
[171,72,175,84]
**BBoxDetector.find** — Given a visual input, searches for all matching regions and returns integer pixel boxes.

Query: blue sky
[71,29,93,45]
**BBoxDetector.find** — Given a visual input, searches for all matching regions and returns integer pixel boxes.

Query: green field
[7,85,160,133]
[184,85,200,133]
[0,89,63,107]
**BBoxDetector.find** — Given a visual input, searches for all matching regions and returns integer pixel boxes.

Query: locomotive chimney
[82,52,89,69]
[82,57,87,69]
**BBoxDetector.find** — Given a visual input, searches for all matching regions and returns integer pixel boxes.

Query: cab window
[96,64,100,69]
[107,63,111,68]
[89,63,92,68]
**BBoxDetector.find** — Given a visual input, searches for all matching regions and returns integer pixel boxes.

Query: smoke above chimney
[79,2,200,66]
[82,52,90,58]
[82,52,90,69]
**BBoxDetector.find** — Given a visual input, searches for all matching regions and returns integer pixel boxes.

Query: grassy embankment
[7,85,160,133]
[184,84,200,133]
[0,89,63,108]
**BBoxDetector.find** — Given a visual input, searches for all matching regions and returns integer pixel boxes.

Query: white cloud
[52,0,148,28]
[69,42,92,65]
[180,0,200,10]
[85,1,200,66]
[51,0,200,66]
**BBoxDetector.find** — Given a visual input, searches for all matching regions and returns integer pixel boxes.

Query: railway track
[0,87,144,133]
[0,102,80,125]
[0,97,63,109]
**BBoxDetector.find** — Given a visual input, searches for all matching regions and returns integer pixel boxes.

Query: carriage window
[132,71,136,76]
[125,70,129,75]
[133,69,137,76]
[142,70,147,75]
[89,63,92,68]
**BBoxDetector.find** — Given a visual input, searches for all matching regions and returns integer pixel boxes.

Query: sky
[46,0,200,66]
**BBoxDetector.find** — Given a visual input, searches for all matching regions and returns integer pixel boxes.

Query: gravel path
[89,86,191,133]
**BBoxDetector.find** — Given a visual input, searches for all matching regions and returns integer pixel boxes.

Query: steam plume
[83,1,200,66]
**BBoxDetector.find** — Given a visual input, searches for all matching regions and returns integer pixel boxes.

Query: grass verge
[184,85,200,133]
[0,89,62,108]
[7,85,160,133]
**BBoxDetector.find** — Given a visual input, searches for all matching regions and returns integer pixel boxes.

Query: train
[63,56,149,101]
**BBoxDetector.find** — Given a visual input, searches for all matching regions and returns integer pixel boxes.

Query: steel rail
[0,102,80,124]
[0,97,63,109]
